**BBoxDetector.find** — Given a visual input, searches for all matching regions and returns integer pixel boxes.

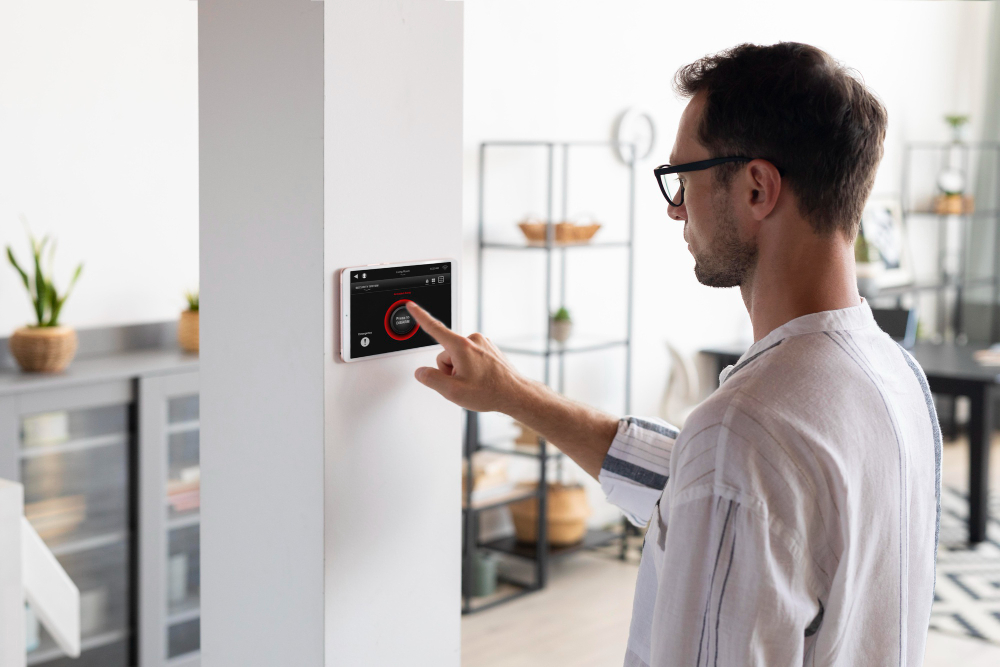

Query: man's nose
[667,201,687,221]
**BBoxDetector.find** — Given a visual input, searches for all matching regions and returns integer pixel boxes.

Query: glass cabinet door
[140,372,200,667]
[13,382,135,667]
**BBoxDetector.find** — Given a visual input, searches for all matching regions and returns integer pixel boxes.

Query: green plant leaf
[49,263,83,327]
[30,238,48,327]
[6,246,30,291]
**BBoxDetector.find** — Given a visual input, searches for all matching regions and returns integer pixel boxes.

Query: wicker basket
[178,310,199,353]
[510,483,591,546]
[517,221,602,244]
[9,326,78,373]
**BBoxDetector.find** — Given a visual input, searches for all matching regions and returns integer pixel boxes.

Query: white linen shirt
[599,298,941,666]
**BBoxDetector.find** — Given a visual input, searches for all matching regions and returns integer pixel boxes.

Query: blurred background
[1,1,999,666]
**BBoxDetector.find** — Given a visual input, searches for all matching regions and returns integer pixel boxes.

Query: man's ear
[745,159,782,221]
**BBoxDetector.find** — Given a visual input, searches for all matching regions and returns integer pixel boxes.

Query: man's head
[666,42,887,288]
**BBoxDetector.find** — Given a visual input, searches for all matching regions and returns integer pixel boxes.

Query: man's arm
[402,301,678,525]
[505,375,618,479]
[403,301,618,478]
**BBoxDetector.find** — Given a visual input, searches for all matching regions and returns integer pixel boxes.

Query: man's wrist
[501,373,546,422]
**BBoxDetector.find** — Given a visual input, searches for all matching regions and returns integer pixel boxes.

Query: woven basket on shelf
[178,310,199,353]
[510,483,591,546]
[9,326,78,373]
[517,221,602,244]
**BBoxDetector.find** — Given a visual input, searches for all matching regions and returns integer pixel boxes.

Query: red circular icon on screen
[384,299,421,340]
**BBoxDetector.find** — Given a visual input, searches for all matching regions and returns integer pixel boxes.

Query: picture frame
[860,194,912,288]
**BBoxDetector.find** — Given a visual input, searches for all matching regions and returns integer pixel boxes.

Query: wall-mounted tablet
[340,258,454,362]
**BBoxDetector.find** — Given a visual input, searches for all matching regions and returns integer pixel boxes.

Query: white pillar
[200,1,463,665]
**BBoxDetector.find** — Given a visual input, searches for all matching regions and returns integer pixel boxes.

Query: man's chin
[693,261,741,288]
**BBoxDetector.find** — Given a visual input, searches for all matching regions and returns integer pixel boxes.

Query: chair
[659,343,702,428]
[871,307,917,349]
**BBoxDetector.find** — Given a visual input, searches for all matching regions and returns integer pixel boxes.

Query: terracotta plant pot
[510,483,591,546]
[9,326,78,373]
[178,310,199,353]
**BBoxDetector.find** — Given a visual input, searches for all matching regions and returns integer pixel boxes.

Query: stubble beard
[692,191,758,288]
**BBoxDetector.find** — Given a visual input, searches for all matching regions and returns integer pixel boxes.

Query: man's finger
[436,350,454,375]
[414,364,455,396]
[406,301,461,347]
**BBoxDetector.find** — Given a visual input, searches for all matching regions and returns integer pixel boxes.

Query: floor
[462,433,1000,667]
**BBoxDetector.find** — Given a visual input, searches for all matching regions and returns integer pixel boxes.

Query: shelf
[463,486,539,512]
[27,628,128,665]
[476,442,563,460]
[19,432,127,459]
[875,275,997,296]
[494,334,627,357]
[904,209,999,218]
[480,528,620,561]
[462,579,537,615]
[167,419,200,435]
[168,596,201,625]
[482,240,630,251]
[168,512,201,530]
[48,530,128,558]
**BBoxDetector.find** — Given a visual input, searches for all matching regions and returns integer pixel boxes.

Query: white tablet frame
[340,257,455,363]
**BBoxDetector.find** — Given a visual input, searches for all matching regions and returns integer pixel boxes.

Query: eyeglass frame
[653,157,785,207]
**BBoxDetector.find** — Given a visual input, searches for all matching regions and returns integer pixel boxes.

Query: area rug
[929,485,1000,644]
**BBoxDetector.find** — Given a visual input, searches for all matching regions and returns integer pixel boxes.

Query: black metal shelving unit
[461,140,636,614]
[880,141,1000,342]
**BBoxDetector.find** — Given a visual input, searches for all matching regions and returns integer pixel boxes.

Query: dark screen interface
[349,262,451,359]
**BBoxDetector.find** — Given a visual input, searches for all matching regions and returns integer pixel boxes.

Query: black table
[701,342,998,544]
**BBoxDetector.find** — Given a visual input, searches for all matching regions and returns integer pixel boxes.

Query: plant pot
[510,483,591,546]
[550,319,573,343]
[9,326,78,373]
[933,194,974,215]
[178,310,199,353]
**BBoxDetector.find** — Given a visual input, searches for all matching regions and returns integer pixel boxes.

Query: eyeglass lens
[660,172,683,205]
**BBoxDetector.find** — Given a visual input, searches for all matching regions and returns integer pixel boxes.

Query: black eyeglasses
[653,157,783,207]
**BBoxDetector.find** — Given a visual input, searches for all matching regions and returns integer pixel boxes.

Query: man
[406,42,941,666]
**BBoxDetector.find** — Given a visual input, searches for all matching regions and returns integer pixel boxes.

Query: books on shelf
[462,452,515,506]
[167,466,200,513]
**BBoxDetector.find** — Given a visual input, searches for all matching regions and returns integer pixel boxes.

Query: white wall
[323,2,463,665]
[463,0,996,525]
[0,0,198,336]
[200,1,325,665]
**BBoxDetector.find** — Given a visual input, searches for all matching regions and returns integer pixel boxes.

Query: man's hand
[405,301,528,414]
[404,300,619,478]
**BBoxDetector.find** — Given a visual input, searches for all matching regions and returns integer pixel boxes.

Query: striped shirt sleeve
[598,415,679,527]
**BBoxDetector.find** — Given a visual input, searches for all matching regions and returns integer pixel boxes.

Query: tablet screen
[347,261,452,359]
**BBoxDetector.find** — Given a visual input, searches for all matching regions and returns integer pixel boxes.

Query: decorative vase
[178,310,199,353]
[470,551,498,597]
[550,319,573,343]
[510,483,591,546]
[9,326,78,373]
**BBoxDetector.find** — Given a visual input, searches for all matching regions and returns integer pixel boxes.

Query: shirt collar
[719,297,876,385]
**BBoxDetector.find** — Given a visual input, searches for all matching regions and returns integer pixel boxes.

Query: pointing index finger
[406,301,460,347]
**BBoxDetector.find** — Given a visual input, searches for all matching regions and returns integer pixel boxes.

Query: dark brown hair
[673,42,887,239]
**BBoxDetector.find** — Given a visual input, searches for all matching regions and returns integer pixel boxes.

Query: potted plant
[549,306,573,343]
[178,289,199,353]
[6,230,83,372]
[934,114,974,215]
